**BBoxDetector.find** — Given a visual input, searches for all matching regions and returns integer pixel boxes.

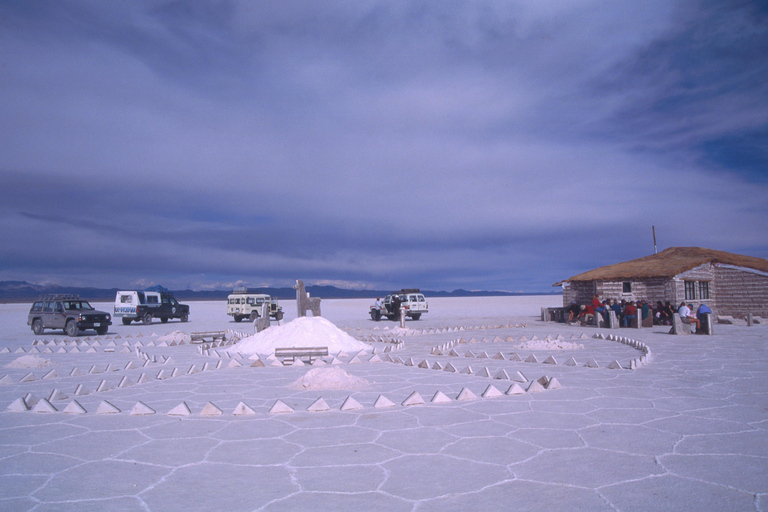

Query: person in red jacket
[578,304,595,326]
[622,301,638,327]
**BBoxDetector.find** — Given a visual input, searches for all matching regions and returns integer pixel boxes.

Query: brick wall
[564,278,674,306]
[713,265,768,317]
[562,281,595,306]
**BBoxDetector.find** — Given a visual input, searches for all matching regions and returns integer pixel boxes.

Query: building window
[699,281,710,300]
[684,280,711,301]
[622,282,632,293]
[684,281,696,300]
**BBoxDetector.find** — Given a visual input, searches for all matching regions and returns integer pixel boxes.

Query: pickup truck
[370,289,428,321]
[28,294,112,336]
[114,288,189,325]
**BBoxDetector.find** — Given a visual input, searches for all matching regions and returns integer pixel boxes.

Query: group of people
[653,300,712,332]
[567,295,650,327]
[372,296,402,321]
[567,295,712,332]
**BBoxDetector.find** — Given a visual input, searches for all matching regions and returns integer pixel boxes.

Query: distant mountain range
[0,280,558,303]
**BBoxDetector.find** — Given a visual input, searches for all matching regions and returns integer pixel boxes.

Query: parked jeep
[113,287,189,325]
[227,287,284,322]
[28,294,112,336]
[370,289,428,321]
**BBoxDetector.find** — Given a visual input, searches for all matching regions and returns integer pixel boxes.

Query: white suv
[370,289,428,320]
[227,288,284,322]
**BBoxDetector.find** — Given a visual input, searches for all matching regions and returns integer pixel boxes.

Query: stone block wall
[564,278,674,306]
[562,281,595,306]
[597,281,623,299]
[713,265,768,317]
[604,278,669,304]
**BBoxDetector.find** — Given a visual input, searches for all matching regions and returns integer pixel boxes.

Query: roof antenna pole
[652,226,657,254]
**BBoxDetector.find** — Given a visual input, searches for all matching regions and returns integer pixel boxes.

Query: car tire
[180,312,189,322]
[32,319,44,335]
[411,314,421,320]
[161,317,168,323]
[275,311,284,321]
[96,326,108,335]
[121,318,132,325]
[250,311,259,322]
[234,316,242,322]
[142,312,152,325]
[66,320,79,337]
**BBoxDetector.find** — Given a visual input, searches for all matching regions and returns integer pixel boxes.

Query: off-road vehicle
[370,289,428,321]
[28,294,112,336]
[227,287,284,322]
[113,287,189,325]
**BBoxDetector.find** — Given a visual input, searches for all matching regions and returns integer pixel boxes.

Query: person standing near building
[392,294,402,321]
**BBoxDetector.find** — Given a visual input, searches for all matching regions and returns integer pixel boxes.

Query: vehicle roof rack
[399,288,420,294]
[38,294,80,301]
[145,285,170,294]
[232,287,268,294]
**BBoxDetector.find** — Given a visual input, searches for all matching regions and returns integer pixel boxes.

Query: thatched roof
[560,247,768,283]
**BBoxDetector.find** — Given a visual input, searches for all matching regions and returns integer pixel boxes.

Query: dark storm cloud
[1,1,767,291]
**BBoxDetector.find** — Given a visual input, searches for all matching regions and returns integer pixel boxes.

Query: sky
[1,1,767,293]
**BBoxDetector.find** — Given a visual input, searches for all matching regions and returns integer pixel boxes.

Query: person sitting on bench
[696,303,712,333]
[622,301,638,327]
[678,302,701,333]
[578,304,595,326]
[566,301,581,323]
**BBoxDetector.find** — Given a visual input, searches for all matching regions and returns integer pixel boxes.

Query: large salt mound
[235,316,370,355]
[290,367,370,391]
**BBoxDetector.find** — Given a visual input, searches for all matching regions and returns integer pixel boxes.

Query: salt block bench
[275,346,329,363]
[541,307,566,322]
[717,315,748,326]
[670,313,691,335]
[190,331,227,343]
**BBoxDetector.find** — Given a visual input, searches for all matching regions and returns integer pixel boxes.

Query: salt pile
[290,367,370,391]
[235,316,370,355]
[512,340,584,350]
[6,355,52,368]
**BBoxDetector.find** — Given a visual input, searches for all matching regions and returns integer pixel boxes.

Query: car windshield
[63,301,94,311]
